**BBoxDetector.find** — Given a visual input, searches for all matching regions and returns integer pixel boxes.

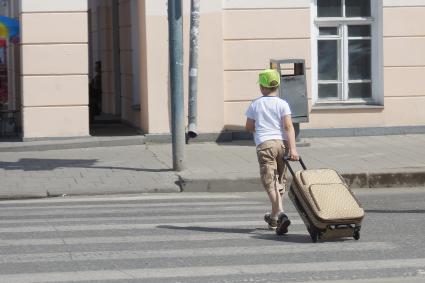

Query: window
[312,0,382,105]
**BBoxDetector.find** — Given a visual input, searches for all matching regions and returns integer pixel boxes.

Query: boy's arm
[245,118,255,133]
[283,115,299,160]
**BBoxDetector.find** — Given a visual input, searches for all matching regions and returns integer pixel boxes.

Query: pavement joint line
[145,143,173,171]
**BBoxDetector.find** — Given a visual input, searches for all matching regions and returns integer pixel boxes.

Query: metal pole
[168,0,185,171]
[187,0,200,139]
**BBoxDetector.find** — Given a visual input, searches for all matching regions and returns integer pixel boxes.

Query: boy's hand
[290,149,300,161]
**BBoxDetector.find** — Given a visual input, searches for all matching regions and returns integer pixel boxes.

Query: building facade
[18,0,89,139]
[3,0,425,139]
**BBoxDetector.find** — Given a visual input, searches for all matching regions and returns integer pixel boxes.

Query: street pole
[187,0,200,139]
[168,0,185,171]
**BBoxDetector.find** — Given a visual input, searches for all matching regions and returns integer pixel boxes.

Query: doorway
[88,0,140,137]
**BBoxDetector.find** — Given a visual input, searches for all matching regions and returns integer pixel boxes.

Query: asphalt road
[0,187,424,283]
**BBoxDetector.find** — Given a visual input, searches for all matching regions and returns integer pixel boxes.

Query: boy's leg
[265,167,290,233]
[257,141,283,229]
[275,141,291,235]
[266,177,283,217]
[276,142,289,204]
[264,177,283,230]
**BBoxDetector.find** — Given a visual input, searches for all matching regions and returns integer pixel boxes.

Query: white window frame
[311,0,383,106]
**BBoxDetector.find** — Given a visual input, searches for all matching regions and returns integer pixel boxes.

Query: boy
[245,69,299,235]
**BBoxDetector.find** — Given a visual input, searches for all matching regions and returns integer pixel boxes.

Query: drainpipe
[187,0,200,139]
[112,0,122,116]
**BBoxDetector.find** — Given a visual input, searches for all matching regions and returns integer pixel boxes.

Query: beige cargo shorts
[256,139,288,194]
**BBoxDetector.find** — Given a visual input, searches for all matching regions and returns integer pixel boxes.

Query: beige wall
[20,0,89,138]
[382,3,425,126]
[89,0,224,134]
[223,0,425,131]
[140,0,224,134]
[84,0,425,136]
[118,0,140,128]
[223,1,311,130]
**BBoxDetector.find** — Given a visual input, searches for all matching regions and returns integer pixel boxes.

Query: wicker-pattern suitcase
[285,158,364,242]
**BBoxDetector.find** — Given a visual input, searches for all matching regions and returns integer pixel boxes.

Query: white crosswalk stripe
[0,242,397,264]
[0,200,262,211]
[0,220,306,233]
[0,193,243,204]
[1,259,425,283]
[0,194,422,283]
[0,212,300,225]
[0,204,269,217]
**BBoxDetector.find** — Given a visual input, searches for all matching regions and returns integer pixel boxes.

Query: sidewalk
[0,134,425,199]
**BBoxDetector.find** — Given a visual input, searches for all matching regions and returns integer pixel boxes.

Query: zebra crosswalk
[0,192,423,283]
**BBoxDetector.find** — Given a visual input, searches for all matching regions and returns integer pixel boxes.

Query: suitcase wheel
[311,233,318,243]
[309,227,320,243]
[353,230,360,241]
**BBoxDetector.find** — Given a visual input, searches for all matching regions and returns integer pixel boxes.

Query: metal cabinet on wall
[270,59,309,124]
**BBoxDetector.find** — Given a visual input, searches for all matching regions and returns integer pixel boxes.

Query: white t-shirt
[245,96,292,146]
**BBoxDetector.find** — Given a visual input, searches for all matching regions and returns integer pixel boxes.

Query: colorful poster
[0,15,19,42]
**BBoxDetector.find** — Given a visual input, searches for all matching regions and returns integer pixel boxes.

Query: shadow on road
[251,233,312,243]
[158,225,336,243]
[158,225,257,234]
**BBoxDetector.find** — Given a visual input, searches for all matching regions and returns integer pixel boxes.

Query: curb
[364,171,425,188]
[344,171,425,188]
[0,171,423,200]
[0,185,181,200]
[0,136,146,152]
[180,171,425,192]
[179,177,262,193]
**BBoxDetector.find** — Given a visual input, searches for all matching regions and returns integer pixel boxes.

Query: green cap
[259,69,280,88]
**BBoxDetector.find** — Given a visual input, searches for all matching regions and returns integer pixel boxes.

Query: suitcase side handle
[284,156,307,177]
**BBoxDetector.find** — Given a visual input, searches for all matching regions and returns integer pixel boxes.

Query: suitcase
[284,157,365,243]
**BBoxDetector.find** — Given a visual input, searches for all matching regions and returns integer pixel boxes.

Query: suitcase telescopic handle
[283,156,307,177]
